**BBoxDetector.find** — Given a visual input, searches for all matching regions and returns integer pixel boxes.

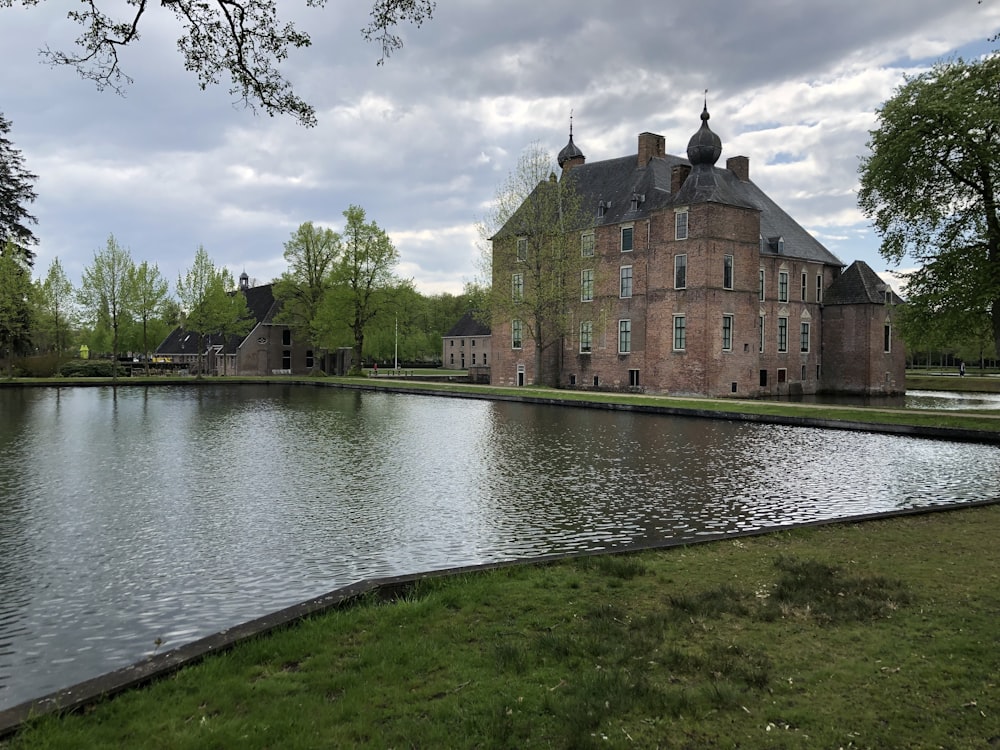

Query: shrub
[58,359,127,377]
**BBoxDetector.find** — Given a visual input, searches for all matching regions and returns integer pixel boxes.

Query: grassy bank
[4,373,1000,433]
[5,505,999,749]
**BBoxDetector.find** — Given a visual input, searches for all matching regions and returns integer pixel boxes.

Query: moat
[1,384,998,710]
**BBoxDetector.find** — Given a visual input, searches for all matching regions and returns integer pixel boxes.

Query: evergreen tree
[0,112,38,265]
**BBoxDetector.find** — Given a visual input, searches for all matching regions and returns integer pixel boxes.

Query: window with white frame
[675,209,689,240]
[516,237,527,261]
[777,316,788,352]
[580,321,593,353]
[512,319,523,349]
[621,226,634,252]
[618,319,631,354]
[800,321,810,353]
[722,314,733,351]
[723,254,734,290]
[778,270,789,303]
[511,272,523,300]
[816,274,823,303]
[581,269,594,302]
[620,265,633,298]
[800,271,807,301]
[759,268,765,301]
[884,321,892,353]
[759,314,765,353]
[673,315,686,351]
[674,254,687,289]
[581,231,595,257]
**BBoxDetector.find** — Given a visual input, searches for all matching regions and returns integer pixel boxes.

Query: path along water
[1,384,998,710]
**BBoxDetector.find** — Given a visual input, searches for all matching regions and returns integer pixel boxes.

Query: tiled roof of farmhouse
[444,311,490,338]
[155,283,281,356]
[537,107,845,268]
[824,261,905,305]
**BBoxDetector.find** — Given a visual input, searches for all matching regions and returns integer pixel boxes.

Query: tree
[79,235,135,379]
[33,256,76,356]
[0,242,33,376]
[319,205,402,373]
[128,260,170,375]
[0,112,38,264]
[273,221,340,362]
[858,53,1000,356]
[481,143,587,386]
[1,0,435,127]
[176,246,218,375]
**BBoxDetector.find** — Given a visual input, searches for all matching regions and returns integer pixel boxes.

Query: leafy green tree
[318,205,402,373]
[858,53,1000,356]
[1,1,435,127]
[274,221,340,362]
[33,256,76,356]
[78,235,134,380]
[0,111,37,264]
[482,143,587,386]
[128,260,170,375]
[176,246,219,375]
[0,241,33,376]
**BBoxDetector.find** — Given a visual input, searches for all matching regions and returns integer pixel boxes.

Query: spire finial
[569,108,574,138]
[702,90,710,121]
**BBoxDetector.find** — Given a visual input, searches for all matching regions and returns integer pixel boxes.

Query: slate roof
[444,311,490,338]
[500,112,844,269]
[824,261,905,305]
[155,283,281,356]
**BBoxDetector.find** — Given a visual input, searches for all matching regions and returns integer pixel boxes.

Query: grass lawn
[5,504,999,749]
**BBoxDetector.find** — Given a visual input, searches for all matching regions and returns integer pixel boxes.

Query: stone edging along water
[1,498,997,739]
[1,378,998,737]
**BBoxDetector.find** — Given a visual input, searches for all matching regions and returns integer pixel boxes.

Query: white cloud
[3,0,999,295]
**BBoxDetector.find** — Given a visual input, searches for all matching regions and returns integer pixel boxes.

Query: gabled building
[489,105,905,397]
[155,273,327,376]
[441,311,491,370]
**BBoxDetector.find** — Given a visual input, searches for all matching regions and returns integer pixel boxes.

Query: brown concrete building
[155,273,330,376]
[489,106,905,397]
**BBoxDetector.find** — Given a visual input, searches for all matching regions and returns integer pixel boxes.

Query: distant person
[959,362,965,377]
[373,362,378,376]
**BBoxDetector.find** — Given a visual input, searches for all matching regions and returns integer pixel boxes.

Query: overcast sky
[3,1,999,297]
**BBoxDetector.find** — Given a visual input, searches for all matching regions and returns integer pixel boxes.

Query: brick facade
[489,107,906,397]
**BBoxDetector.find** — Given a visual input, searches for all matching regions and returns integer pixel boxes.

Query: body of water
[1,384,998,710]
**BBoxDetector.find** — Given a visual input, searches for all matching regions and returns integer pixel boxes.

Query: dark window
[282,329,292,346]
[621,226,634,252]
[282,350,291,369]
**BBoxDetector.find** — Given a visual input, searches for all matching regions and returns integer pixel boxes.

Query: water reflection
[0,384,997,710]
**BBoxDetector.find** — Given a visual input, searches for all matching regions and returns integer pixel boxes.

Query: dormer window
[516,237,527,261]
[598,200,608,218]
[629,193,644,212]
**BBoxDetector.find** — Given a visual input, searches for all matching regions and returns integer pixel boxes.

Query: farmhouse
[154,273,343,375]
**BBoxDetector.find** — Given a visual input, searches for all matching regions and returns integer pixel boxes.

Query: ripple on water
[0,385,997,710]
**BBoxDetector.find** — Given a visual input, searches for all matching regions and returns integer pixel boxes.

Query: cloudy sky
[3,1,999,297]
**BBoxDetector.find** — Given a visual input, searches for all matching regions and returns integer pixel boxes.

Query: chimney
[638,132,665,166]
[671,164,691,193]
[727,155,749,181]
